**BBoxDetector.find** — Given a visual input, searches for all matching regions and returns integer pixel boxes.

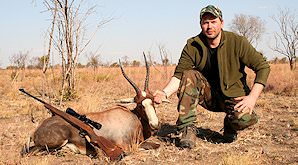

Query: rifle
[66,107,102,130]
[19,88,124,161]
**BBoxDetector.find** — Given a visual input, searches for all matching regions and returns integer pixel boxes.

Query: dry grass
[264,64,298,96]
[0,64,297,164]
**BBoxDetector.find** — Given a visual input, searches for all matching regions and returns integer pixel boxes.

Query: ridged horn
[119,59,141,94]
[143,52,150,91]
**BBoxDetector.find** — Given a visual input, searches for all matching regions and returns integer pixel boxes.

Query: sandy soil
[0,65,297,165]
[0,91,297,165]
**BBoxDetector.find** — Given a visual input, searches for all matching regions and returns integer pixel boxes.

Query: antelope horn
[143,52,150,91]
[119,59,141,94]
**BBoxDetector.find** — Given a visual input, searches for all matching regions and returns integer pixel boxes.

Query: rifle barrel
[19,88,47,104]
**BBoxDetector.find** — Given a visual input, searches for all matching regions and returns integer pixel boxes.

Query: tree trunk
[290,58,296,70]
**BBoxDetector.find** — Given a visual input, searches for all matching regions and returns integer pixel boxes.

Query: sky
[0,0,297,67]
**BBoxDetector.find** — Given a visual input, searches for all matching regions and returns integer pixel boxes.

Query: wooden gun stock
[19,89,124,161]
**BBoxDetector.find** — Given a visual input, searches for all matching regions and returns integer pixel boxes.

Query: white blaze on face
[141,91,147,97]
[142,98,159,129]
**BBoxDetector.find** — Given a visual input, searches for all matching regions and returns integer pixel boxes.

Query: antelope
[22,54,160,156]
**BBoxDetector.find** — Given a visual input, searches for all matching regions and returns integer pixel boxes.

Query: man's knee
[224,112,258,131]
[181,70,208,86]
[181,70,199,79]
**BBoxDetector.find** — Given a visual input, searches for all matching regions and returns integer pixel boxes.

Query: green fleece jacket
[174,30,270,97]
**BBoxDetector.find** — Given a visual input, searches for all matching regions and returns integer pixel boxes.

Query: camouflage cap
[200,5,222,20]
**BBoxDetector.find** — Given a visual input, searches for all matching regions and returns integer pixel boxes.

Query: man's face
[200,13,224,39]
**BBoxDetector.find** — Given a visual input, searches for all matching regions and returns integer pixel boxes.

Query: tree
[39,55,50,69]
[10,51,29,69]
[87,52,101,72]
[43,0,110,101]
[158,44,171,81]
[271,8,297,70]
[27,56,39,69]
[144,50,155,66]
[9,51,29,81]
[229,14,266,47]
[86,52,101,80]
[121,56,130,66]
[158,44,170,66]
[131,60,141,67]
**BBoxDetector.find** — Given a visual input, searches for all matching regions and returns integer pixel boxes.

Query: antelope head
[119,53,159,134]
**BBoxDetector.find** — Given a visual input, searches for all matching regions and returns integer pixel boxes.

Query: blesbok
[22,54,160,157]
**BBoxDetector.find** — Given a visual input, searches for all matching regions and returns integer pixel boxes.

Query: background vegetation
[0,64,297,164]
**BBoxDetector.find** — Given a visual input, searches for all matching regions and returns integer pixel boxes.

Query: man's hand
[153,77,180,104]
[234,95,257,115]
[153,90,168,104]
[234,83,264,115]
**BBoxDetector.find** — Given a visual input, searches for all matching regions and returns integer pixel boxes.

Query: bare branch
[271,8,297,70]
[229,14,265,47]
[42,0,112,101]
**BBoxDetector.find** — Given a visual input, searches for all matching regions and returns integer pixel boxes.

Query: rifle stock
[20,89,124,161]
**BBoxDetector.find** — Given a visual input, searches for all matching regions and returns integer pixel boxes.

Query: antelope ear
[116,98,135,103]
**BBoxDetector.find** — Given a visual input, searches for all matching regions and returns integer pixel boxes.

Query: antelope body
[23,55,159,156]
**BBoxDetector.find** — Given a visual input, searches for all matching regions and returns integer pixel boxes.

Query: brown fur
[23,55,159,156]
[24,104,153,156]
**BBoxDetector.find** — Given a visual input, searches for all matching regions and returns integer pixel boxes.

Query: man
[154,5,270,148]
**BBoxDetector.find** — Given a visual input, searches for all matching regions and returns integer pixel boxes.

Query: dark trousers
[176,70,258,131]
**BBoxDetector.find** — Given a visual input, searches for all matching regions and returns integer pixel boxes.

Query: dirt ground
[0,66,297,165]
[0,93,297,165]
